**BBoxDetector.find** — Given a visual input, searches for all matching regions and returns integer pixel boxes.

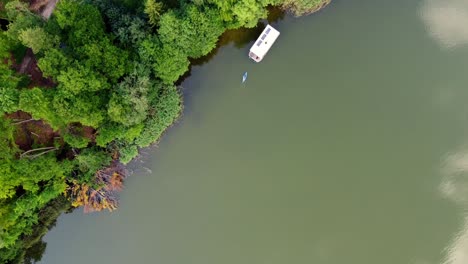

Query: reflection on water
[441,150,468,204]
[442,219,468,264]
[177,7,285,84]
[420,0,468,49]
[190,6,286,66]
[441,149,468,264]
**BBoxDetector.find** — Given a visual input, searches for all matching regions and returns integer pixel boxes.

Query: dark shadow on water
[177,6,287,125]
[176,6,286,85]
[192,6,286,67]
[174,25,266,85]
[266,5,287,24]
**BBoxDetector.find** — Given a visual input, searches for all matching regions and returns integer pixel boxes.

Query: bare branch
[20,147,57,158]
[28,148,58,159]
[13,118,35,125]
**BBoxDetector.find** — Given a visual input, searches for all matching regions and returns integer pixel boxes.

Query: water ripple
[420,0,468,49]
[443,215,468,264]
[441,148,468,264]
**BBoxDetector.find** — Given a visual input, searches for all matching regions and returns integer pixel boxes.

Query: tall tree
[0,32,20,114]
[158,5,225,58]
[108,70,151,127]
[18,27,58,54]
[144,0,163,27]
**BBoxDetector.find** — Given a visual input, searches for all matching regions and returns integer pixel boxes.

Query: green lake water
[40,0,468,263]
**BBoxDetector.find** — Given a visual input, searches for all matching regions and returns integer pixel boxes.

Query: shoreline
[0,1,331,262]
[282,0,331,17]
[155,0,332,151]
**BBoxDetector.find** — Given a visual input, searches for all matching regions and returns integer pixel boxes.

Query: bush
[119,144,138,164]
[282,0,330,16]
[63,133,90,148]
[135,86,181,147]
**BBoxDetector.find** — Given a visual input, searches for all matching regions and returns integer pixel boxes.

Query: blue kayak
[242,72,248,83]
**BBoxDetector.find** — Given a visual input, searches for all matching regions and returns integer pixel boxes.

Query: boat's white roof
[249,25,280,57]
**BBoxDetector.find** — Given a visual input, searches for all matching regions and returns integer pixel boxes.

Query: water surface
[41,0,468,263]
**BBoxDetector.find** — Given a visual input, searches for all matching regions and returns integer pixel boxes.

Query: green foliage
[63,132,91,149]
[158,5,224,58]
[231,0,269,28]
[0,0,12,19]
[0,196,71,264]
[36,48,70,78]
[0,80,19,113]
[74,148,112,183]
[0,118,17,162]
[108,70,152,126]
[139,4,226,83]
[4,0,32,20]
[135,86,181,147]
[0,117,73,250]
[55,63,109,94]
[93,0,150,49]
[95,122,144,147]
[282,0,329,16]
[35,0,129,129]
[205,0,272,28]
[95,123,126,147]
[18,27,59,54]
[18,88,63,129]
[144,0,163,27]
[118,144,138,164]
[140,36,190,84]
[0,32,21,113]
[115,16,149,48]
[4,0,43,41]
[0,31,12,59]
[52,0,106,47]
[78,39,129,83]
[39,25,128,87]
[52,90,106,128]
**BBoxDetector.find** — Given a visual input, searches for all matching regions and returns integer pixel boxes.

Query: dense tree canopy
[144,0,163,27]
[158,5,225,58]
[0,32,21,114]
[18,27,58,54]
[108,70,151,126]
[0,118,72,251]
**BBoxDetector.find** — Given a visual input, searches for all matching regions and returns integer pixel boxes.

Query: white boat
[248,25,280,62]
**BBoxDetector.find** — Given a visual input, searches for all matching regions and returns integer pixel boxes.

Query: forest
[0,0,329,262]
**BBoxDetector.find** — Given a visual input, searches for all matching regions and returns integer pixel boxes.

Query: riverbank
[0,0,330,262]
[282,0,331,16]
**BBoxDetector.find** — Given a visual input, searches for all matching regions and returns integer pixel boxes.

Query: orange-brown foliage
[67,162,126,213]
